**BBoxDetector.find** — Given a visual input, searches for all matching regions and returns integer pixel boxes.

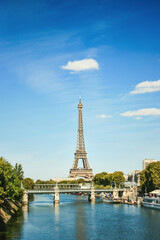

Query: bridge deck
[27,188,125,194]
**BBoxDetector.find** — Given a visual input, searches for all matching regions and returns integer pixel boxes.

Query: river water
[0,194,160,240]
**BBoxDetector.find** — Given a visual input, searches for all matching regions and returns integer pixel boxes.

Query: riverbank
[0,199,22,229]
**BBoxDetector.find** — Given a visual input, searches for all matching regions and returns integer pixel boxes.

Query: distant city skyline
[0,0,160,180]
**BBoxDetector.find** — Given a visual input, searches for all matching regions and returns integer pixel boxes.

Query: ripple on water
[0,194,160,240]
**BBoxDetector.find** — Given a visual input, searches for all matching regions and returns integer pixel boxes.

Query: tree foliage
[59,178,90,184]
[23,178,35,190]
[35,178,90,185]
[0,157,24,202]
[35,179,56,184]
[140,162,160,193]
[14,163,24,180]
[94,171,125,187]
[94,172,111,186]
[110,171,125,186]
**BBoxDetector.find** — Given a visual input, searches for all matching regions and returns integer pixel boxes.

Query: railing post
[54,182,60,205]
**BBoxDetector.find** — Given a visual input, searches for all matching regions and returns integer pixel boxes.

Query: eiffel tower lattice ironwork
[68,98,94,180]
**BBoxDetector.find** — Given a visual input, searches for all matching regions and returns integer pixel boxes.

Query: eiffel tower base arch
[68,169,94,180]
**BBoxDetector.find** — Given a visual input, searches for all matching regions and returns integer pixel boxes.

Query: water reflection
[0,210,24,240]
[54,204,59,222]
[91,201,95,209]
[90,202,95,233]
[54,204,60,240]
[1,195,160,240]
[22,205,28,222]
[76,204,86,240]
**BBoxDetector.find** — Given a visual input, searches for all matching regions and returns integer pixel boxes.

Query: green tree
[35,179,45,184]
[0,157,23,201]
[14,163,24,180]
[93,172,108,185]
[140,162,160,193]
[110,171,125,187]
[35,179,56,184]
[23,178,35,189]
[93,171,125,187]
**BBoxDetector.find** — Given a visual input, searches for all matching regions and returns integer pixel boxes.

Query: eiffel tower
[68,98,94,180]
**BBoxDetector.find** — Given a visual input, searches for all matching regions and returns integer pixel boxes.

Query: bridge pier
[113,188,119,198]
[22,190,28,205]
[122,187,138,203]
[54,184,60,204]
[88,187,95,202]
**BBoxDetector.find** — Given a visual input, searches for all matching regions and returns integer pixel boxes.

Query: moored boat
[142,197,160,210]
[142,190,160,210]
[102,197,121,204]
[103,197,114,203]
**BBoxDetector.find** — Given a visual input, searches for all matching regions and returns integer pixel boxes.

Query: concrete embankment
[0,199,21,229]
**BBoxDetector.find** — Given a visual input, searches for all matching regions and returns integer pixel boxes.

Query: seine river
[0,194,160,240]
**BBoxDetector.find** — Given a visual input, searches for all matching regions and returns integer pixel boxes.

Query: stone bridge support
[122,187,138,203]
[54,184,60,204]
[113,188,119,198]
[22,190,28,205]
[88,187,95,202]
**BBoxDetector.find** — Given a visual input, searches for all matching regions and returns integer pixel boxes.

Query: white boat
[102,197,121,204]
[142,197,160,210]
[142,189,160,210]
[103,197,114,203]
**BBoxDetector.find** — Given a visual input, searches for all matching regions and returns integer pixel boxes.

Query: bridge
[22,184,127,205]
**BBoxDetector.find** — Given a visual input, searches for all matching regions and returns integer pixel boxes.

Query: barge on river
[102,197,121,204]
[142,190,160,210]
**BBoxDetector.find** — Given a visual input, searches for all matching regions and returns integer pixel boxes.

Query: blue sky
[0,0,160,180]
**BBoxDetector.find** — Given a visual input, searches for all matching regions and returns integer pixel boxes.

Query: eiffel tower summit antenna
[68,98,94,180]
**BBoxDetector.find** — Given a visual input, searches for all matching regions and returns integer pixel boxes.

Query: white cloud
[130,80,160,94]
[120,108,160,117]
[61,58,99,71]
[97,114,112,118]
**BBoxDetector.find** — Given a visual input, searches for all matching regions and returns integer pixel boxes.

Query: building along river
[0,194,160,240]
